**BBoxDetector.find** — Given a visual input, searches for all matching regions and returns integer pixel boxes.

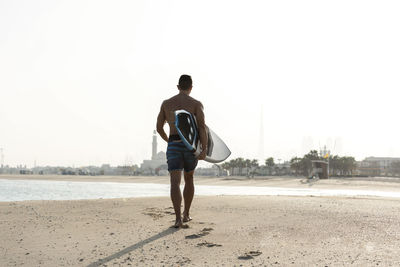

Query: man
[156,74,207,228]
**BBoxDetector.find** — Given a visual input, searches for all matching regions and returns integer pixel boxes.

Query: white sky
[1,0,399,167]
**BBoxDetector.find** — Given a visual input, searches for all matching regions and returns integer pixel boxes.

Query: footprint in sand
[196,241,222,248]
[192,221,215,225]
[176,257,191,265]
[142,208,164,220]
[163,207,175,215]
[143,207,175,219]
[185,228,214,239]
[238,250,262,260]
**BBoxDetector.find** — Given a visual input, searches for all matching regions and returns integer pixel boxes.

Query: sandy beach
[1,176,400,266]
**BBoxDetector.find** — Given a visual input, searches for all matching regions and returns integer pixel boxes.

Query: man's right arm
[156,102,169,143]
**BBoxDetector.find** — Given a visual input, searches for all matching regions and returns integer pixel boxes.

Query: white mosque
[140,131,167,174]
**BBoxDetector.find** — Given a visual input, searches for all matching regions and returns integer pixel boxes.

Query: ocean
[1,179,400,202]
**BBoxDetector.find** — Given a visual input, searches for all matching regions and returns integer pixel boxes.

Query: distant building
[196,165,226,176]
[356,157,400,176]
[140,131,167,174]
[257,161,291,176]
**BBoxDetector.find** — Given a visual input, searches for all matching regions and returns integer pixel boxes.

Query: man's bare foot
[183,213,192,223]
[173,218,183,228]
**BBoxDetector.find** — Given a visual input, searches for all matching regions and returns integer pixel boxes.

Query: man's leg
[170,170,182,227]
[183,170,194,222]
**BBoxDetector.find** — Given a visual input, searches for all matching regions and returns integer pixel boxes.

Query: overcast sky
[1,0,399,167]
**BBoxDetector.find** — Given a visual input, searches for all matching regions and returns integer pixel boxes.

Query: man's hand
[197,149,207,160]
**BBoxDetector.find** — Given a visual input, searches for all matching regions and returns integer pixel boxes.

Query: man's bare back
[156,93,207,148]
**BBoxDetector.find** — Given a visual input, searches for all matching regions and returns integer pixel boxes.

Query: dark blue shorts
[167,141,198,172]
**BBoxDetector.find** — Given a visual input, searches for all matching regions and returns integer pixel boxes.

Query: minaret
[0,148,4,168]
[152,130,157,160]
[258,107,264,162]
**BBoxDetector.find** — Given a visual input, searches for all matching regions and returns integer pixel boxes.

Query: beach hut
[311,160,329,179]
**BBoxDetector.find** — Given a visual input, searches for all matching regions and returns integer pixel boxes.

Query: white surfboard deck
[174,110,231,163]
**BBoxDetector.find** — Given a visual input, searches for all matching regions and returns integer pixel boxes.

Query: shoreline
[2,174,400,192]
[2,173,400,184]
[3,181,400,202]
[2,175,400,202]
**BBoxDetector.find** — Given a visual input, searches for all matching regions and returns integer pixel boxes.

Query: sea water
[1,179,400,202]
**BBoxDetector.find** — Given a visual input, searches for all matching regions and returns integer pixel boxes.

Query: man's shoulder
[164,94,181,102]
[164,94,202,106]
[161,95,176,106]
[188,95,202,105]
[181,94,202,106]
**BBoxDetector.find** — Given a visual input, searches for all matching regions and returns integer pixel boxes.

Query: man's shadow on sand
[87,227,178,267]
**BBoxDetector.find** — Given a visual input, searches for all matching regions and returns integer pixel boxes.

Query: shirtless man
[156,74,207,228]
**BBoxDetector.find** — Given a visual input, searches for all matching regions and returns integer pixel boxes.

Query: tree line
[290,150,357,177]
[220,158,259,176]
[390,161,400,176]
[219,150,358,177]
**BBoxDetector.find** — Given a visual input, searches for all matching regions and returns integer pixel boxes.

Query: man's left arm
[195,101,208,160]
[156,102,169,142]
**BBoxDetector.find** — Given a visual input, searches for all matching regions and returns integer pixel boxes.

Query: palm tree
[249,159,259,177]
[265,157,275,167]
[225,158,238,176]
[342,156,356,176]
[245,159,251,176]
[329,155,340,176]
[265,157,275,175]
[221,162,231,176]
[236,158,245,176]
[230,158,238,175]
[251,159,259,168]
[290,157,301,176]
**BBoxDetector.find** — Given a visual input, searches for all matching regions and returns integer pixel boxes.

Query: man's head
[177,74,192,91]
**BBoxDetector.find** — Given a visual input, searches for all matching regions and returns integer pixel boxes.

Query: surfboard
[174,110,231,163]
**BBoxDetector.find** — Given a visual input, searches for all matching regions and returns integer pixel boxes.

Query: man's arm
[156,102,169,142]
[196,102,208,160]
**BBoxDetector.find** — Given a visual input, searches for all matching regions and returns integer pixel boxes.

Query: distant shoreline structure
[1,155,400,178]
[1,132,400,178]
